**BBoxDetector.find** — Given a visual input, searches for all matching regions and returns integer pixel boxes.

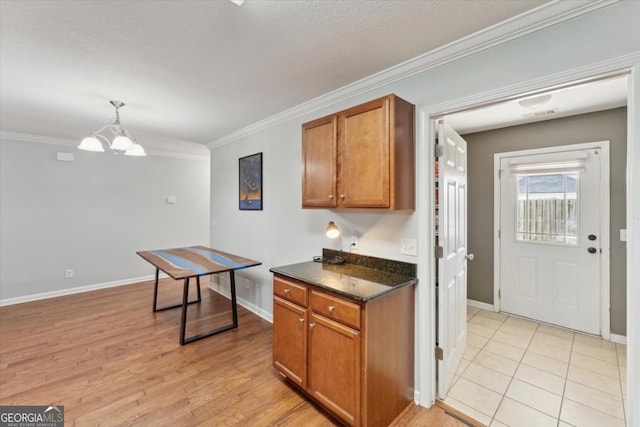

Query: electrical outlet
[65,269,74,278]
[400,238,417,256]
[350,236,359,252]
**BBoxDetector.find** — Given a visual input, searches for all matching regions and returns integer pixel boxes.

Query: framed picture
[239,152,263,210]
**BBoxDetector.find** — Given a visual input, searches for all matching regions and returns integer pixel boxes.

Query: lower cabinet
[272,274,414,427]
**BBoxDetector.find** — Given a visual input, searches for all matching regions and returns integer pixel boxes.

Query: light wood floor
[0,278,466,426]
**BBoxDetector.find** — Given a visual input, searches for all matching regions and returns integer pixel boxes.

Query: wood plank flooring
[0,278,466,426]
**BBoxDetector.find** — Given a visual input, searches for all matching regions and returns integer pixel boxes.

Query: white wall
[208,0,640,412]
[210,1,640,316]
[0,136,210,302]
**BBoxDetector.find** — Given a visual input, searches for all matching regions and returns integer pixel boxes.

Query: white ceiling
[0,0,552,153]
[1,1,625,152]
[445,75,628,135]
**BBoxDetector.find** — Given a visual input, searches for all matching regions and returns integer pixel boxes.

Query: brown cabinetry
[301,94,415,210]
[272,274,414,426]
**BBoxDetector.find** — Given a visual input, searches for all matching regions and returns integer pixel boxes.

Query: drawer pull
[328,305,335,313]
[283,288,290,294]
[309,323,315,329]
[298,318,305,323]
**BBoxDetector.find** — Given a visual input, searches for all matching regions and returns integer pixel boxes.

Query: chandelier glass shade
[78,101,146,156]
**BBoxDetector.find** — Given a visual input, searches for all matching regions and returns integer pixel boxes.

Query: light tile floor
[442,306,627,426]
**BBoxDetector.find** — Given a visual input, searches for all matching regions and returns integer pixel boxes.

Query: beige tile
[456,358,471,376]
[567,365,622,397]
[564,380,625,419]
[621,381,627,399]
[615,342,626,356]
[441,396,492,426]
[572,341,618,364]
[618,365,627,381]
[447,378,502,418]
[618,350,627,368]
[468,331,490,349]
[461,362,511,395]
[558,422,573,427]
[484,340,525,361]
[514,364,565,395]
[560,398,626,427]
[469,316,503,331]
[467,305,481,317]
[505,379,562,418]
[498,322,536,338]
[527,340,571,363]
[462,344,481,361]
[474,349,519,377]
[574,333,616,350]
[531,331,573,351]
[489,420,509,427]
[493,397,557,427]
[468,322,498,338]
[476,310,508,322]
[504,316,538,330]
[570,352,619,380]
[521,351,568,378]
[536,323,574,340]
[491,329,533,349]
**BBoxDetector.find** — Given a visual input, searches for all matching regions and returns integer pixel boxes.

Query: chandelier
[78,100,146,156]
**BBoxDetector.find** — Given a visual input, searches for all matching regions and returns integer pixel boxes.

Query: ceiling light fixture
[78,100,146,156]
[518,94,552,109]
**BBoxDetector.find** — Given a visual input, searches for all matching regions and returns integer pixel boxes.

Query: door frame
[416,53,639,425]
[493,142,611,339]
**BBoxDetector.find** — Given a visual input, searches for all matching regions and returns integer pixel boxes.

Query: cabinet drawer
[274,276,308,307]
[311,290,361,330]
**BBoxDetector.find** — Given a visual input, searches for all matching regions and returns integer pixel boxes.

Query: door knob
[588,247,597,254]
[588,234,597,241]
[465,254,475,261]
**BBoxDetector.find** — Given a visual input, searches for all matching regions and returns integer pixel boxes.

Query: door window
[515,172,579,245]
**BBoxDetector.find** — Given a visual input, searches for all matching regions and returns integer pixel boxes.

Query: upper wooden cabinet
[302,94,415,210]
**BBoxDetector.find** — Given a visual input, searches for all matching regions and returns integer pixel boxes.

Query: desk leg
[153,272,202,312]
[180,277,190,345]
[180,270,239,345]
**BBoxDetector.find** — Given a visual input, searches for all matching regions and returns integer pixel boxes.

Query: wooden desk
[137,246,261,345]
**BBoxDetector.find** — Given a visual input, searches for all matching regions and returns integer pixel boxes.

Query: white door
[499,145,605,334]
[437,121,469,399]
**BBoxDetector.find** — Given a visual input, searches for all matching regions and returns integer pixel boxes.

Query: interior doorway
[429,73,630,424]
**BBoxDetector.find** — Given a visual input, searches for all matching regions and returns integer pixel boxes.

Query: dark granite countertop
[269,255,417,302]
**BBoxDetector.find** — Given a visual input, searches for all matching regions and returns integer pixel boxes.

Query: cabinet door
[302,115,337,207]
[339,97,390,208]
[308,313,361,426]
[273,297,308,388]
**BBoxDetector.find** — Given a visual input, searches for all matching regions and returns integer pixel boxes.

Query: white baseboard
[610,333,627,345]
[0,273,168,307]
[208,284,273,324]
[467,299,494,311]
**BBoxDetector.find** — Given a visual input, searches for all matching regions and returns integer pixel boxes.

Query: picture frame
[239,152,263,210]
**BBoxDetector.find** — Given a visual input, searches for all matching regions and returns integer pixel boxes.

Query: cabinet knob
[309,323,315,329]
[339,194,345,200]
[298,318,305,323]
[283,288,290,294]
[328,194,334,199]
[328,305,335,313]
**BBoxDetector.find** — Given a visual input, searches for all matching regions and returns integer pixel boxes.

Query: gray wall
[464,107,627,335]
[0,137,210,301]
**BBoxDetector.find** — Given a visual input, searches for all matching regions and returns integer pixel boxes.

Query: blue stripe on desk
[151,250,207,275]
[184,247,248,270]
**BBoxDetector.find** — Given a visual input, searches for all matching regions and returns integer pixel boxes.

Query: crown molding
[208,0,619,149]
[0,130,210,161]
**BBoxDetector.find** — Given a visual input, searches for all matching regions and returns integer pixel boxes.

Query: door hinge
[499,289,501,299]
[435,144,444,159]
[498,169,502,179]
[498,229,501,239]
[435,245,444,259]
[435,347,444,361]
